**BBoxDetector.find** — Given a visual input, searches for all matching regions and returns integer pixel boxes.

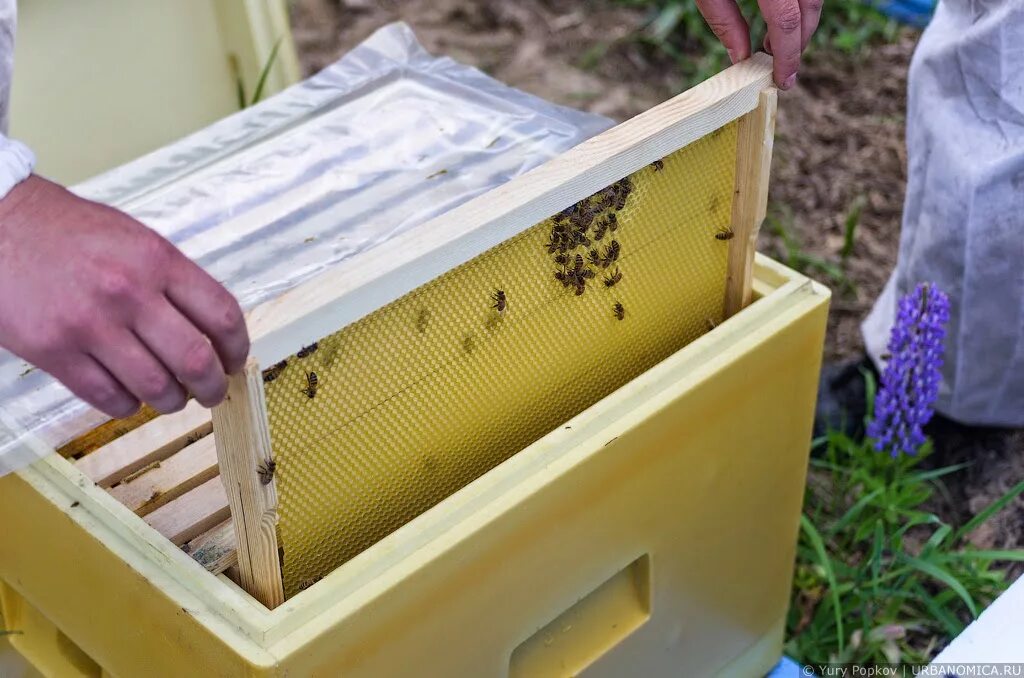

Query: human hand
[0,175,249,417]
[695,0,823,89]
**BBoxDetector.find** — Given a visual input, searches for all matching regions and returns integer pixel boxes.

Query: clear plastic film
[0,22,611,475]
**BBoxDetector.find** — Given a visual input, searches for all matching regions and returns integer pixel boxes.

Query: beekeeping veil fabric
[0,0,13,133]
[863,0,1024,426]
[0,0,34,197]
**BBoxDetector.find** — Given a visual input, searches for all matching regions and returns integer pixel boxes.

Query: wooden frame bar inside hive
[66,54,777,608]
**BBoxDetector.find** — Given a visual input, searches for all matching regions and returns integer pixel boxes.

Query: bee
[553,205,575,223]
[554,252,570,266]
[563,201,593,227]
[603,267,622,287]
[552,222,571,239]
[301,371,319,399]
[595,186,618,211]
[578,266,596,280]
[551,224,575,253]
[415,308,430,333]
[571,211,595,233]
[491,289,507,314]
[261,360,288,384]
[607,213,618,232]
[614,190,629,211]
[615,177,634,205]
[572,253,586,273]
[601,240,621,268]
[591,218,609,242]
[297,342,319,358]
[546,232,566,254]
[257,458,276,485]
[571,226,591,248]
[587,248,602,266]
[558,269,580,296]
[297,576,323,591]
[714,227,735,241]
[572,277,587,296]
[651,159,664,171]
[613,302,626,321]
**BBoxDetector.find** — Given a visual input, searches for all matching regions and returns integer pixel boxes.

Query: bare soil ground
[290,0,1024,553]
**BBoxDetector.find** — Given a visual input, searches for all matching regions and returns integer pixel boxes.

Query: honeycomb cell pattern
[263,122,740,598]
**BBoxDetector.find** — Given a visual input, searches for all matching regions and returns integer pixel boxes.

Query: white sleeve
[0,0,34,200]
[0,133,33,197]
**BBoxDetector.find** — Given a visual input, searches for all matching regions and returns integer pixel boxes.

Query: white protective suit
[862,0,1024,427]
[0,0,34,197]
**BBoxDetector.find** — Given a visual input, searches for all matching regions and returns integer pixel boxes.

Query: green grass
[614,0,901,86]
[235,38,284,109]
[841,195,866,264]
[787,375,1024,663]
[766,204,856,295]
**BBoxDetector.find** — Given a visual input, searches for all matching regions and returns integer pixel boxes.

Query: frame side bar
[724,87,778,317]
[248,54,774,364]
[211,360,285,609]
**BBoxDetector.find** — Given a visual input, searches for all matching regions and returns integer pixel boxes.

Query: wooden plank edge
[144,475,230,546]
[108,435,219,516]
[247,54,774,365]
[724,87,778,318]
[57,405,159,458]
[183,520,237,575]
[74,399,212,487]
[211,361,285,609]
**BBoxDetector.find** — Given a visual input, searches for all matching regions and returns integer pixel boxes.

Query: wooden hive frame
[65,54,777,610]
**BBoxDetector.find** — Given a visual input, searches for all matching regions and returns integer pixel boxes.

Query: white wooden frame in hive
[62,54,778,609]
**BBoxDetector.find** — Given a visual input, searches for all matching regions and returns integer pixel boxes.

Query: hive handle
[509,555,651,676]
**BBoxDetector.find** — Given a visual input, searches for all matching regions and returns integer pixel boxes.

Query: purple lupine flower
[867,283,950,457]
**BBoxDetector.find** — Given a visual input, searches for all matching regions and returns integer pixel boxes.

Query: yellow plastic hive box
[10,0,300,184]
[0,55,829,677]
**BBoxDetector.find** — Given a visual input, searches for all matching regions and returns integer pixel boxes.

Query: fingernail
[727,49,739,64]
[782,74,797,90]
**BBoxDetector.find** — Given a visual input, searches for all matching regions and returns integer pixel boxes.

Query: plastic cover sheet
[0,22,611,475]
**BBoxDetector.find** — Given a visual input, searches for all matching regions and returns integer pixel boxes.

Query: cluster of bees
[484,165,672,322]
[542,173,641,319]
[261,341,321,399]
